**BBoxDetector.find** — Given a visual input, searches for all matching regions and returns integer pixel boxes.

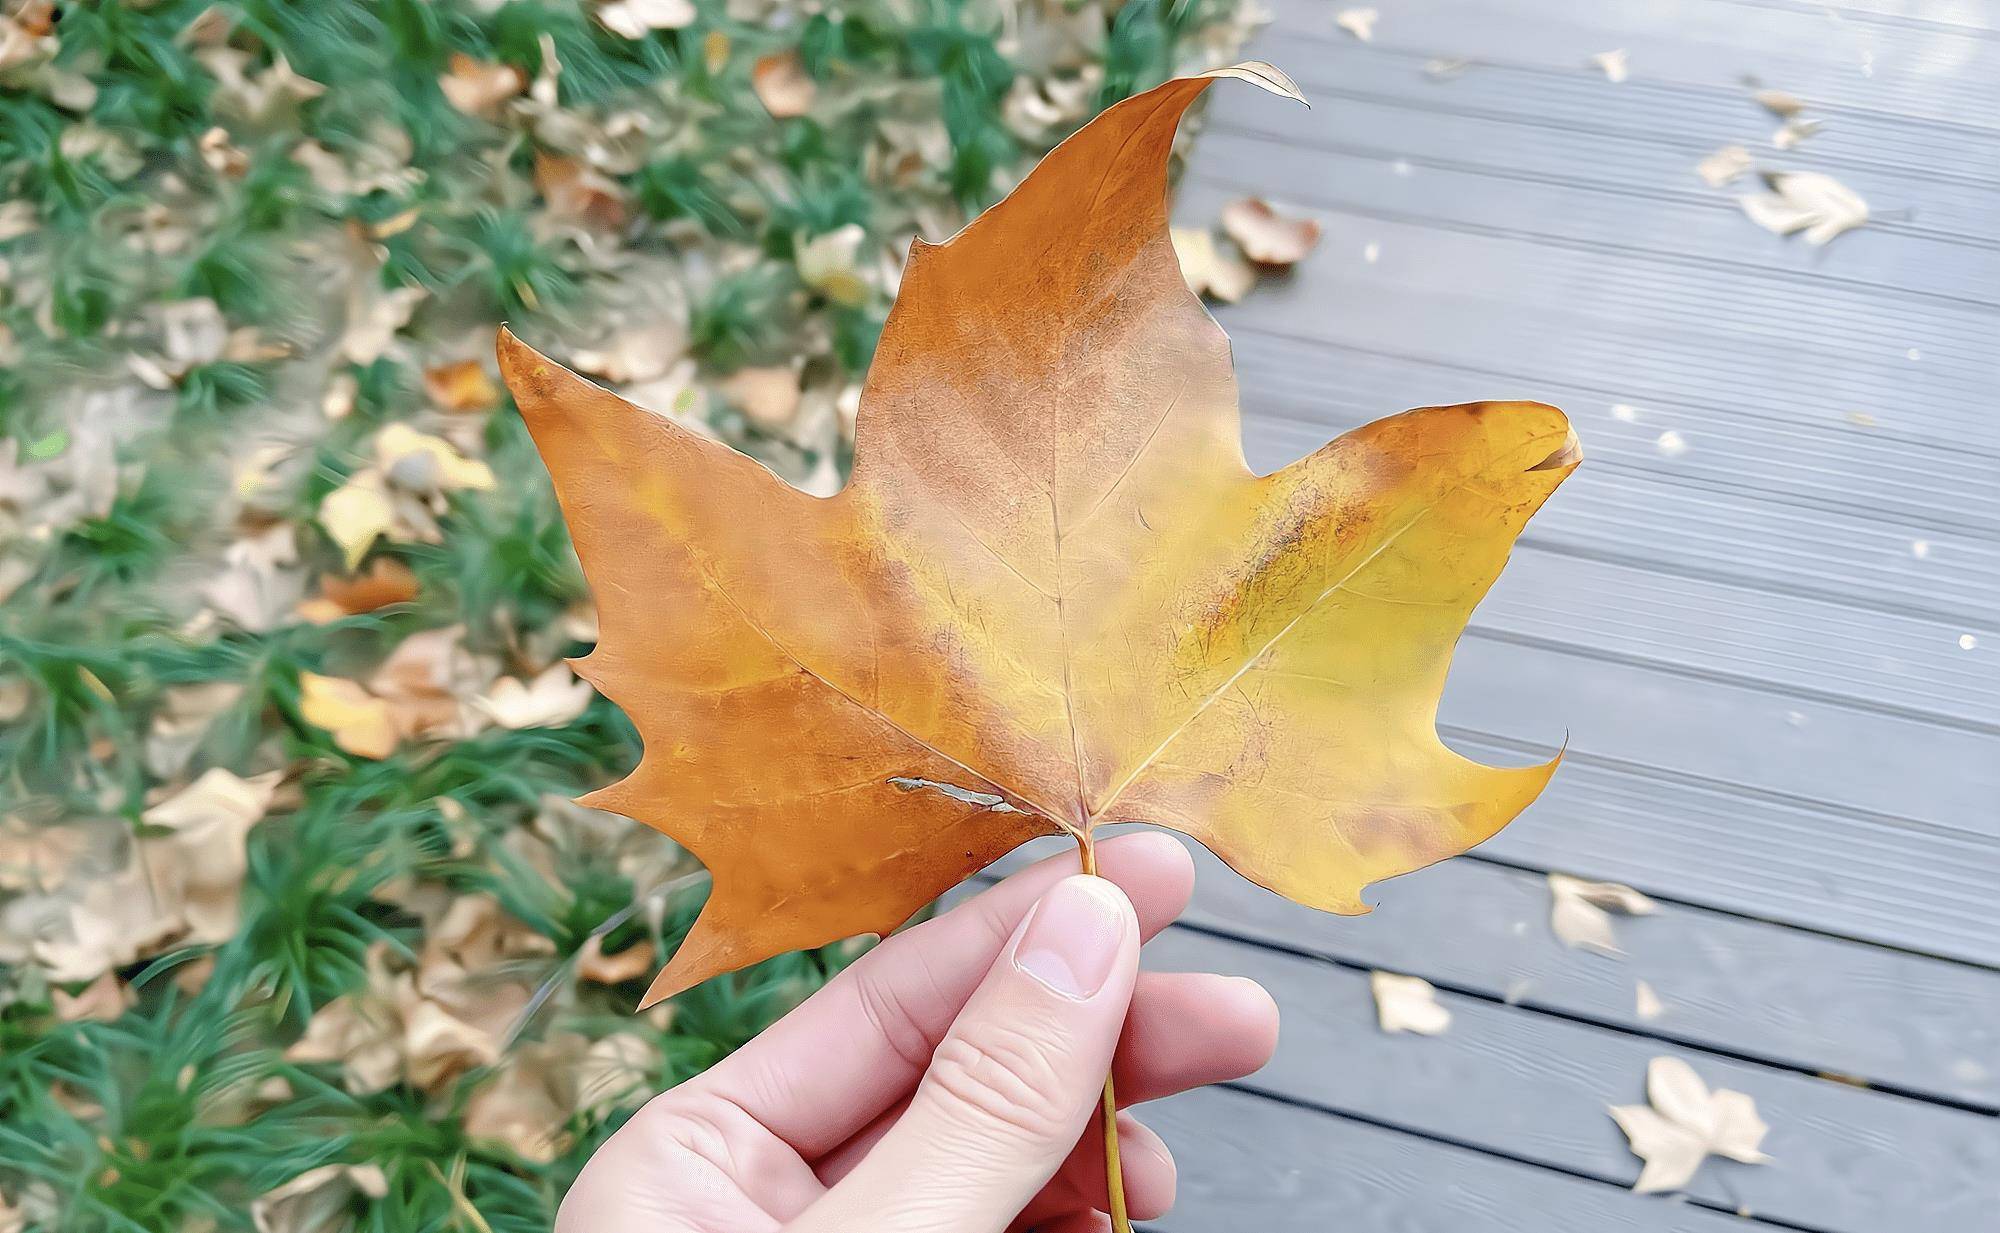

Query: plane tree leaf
[498,63,1580,1006]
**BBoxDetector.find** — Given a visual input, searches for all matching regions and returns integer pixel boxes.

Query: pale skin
[558,832,1280,1233]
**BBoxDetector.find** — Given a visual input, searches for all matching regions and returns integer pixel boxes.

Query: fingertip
[1224,974,1281,1068]
[1116,1115,1177,1220]
[1092,830,1195,935]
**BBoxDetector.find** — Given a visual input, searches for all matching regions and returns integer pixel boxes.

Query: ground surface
[1137,0,2000,1227]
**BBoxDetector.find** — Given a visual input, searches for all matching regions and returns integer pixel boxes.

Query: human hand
[557,832,1280,1233]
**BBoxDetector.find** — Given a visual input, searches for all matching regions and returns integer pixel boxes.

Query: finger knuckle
[923,1025,1077,1144]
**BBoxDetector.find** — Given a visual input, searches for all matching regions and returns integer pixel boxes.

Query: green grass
[0,0,1246,1226]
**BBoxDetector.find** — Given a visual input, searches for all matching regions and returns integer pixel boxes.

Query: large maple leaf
[499,64,1580,1007]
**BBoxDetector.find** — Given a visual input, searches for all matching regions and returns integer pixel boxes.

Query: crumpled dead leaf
[141,767,283,944]
[1771,118,1823,150]
[1334,7,1377,41]
[440,53,525,118]
[1220,197,1321,266]
[597,0,694,39]
[423,360,500,413]
[298,671,397,759]
[1636,979,1665,1021]
[1740,171,1868,246]
[752,51,815,119]
[1696,145,1752,188]
[52,971,133,1022]
[795,224,871,306]
[296,557,421,623]
[1370,970,1451,1035]
[1549,871,1657,955]
[570,320,687,386]
[250,1163,388,1233]
[1752,88,1804,118]
[720,365,803,432]
[476,664,594,730]
[1171,227,1255,303]
[1610,1056,1771,1193]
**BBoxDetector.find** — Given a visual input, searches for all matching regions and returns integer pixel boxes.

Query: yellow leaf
[423,359,500,412]
[318,473,395,570]
[499,64,1577,1006]
[375,423,496,493]
[298,671,397,759]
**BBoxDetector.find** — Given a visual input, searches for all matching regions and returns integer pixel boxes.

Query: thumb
[791,874,1139,1233]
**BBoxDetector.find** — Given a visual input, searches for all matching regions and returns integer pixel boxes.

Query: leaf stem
[1076,832,1133,1233]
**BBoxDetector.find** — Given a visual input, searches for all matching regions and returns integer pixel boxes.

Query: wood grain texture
[1176,4,2000,975]
[1145,1084,1764,1231]
[985,834,2000,1108]
[1144,927,2000,1232]
[1260,0,2000,127]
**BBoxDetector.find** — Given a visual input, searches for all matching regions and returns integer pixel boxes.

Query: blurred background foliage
[0,0,1253,1228]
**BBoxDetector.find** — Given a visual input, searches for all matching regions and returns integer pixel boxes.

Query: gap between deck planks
[1167,12,2000,967]
[977,834,2000,1109]
[1143,926,2000,1233]
[1141,1083,1772,1232]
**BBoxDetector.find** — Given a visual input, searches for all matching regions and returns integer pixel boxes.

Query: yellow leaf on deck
[499,64,1578,1005]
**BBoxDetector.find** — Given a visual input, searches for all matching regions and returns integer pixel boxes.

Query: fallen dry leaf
[796,224,871,306]
[251,1163,388,1233]
[1549,872,1656,955]
[439,54,524,118]
[596,0,695,39]
[1752,88,1804,118]
[534,150,629,230]
[1171,227,1255,303]
[1696,145,1752,188]
[476,664,594,730]
[298,671,397,759]
[1740,171,1868,246]
[1590,49,1629,83]
[1636,979,1665,1021]
[423,359,500,413]
[571,320,686,385]
[1335,7,1377,40]
[752,51,815,119]
[720,366,803,432]
[578,935,657,984]
[297,557,420,623]
[1610,1056,1771,1193]
[318,473,396,570]
[1371,970,1451,1035]
[1772,118,1823,150]
[52,971,133,1022]
[499,64,1577,1004]
[1220,197,1322,266]
[141,767,283,944]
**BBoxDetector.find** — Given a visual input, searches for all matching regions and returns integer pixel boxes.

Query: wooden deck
[1125,0,2000,1226]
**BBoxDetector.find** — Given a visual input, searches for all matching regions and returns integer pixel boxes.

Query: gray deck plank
[1229,325,1997,542]
[1107,1,2000,1222]
[1436,636,1996,840]
[1456,727,2000,968]
[986,836,2000,1109]
[1172,846,2000,1109]
[1192,130,2000,306]
[1207,94,1998,250]
[1145,928,2000,1233]
[1145,1084,1763,1232]
[1259,0,2000,128]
